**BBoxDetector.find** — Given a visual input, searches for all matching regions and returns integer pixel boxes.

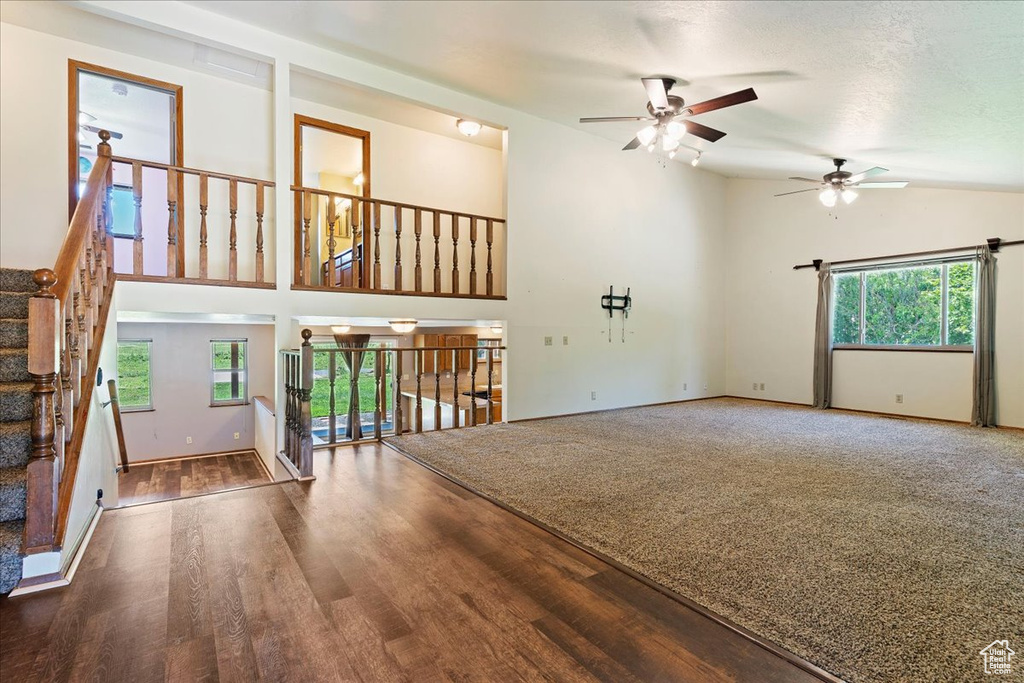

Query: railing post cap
[301,328,313,344]
[97,130,111,157]
[33,268,57,298]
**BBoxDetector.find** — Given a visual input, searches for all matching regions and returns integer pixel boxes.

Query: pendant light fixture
[389,319,417,333]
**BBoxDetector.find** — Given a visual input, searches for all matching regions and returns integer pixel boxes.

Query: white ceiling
[189,0,1024,191]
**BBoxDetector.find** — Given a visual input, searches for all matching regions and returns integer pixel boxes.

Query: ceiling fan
[78,111,124,150]
[775,158,908,207]
[579,77,758,159]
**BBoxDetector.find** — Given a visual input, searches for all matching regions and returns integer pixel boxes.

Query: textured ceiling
[189,0,1024,191]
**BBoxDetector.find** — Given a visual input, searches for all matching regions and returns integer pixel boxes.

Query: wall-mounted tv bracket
[601,286,631,342]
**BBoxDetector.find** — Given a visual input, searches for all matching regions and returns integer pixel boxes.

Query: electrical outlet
[563,336,569,346]
[186,436,193,444]
[753,382,758,390]
[544,336,553,346]
[591,391,597,401]
[895,394,904,404]
[683,383,687,391]
[759,383,765,391]
[234,432,240,440]
[703,383,708,391]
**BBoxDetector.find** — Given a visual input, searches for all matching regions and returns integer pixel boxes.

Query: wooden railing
[26,130,117,552]
[110,155,274,288]
[105,379,130,473]
[280,330,313,478]
[292,187,506,298]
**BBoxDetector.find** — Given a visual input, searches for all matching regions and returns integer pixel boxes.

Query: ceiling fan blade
[579,116,655,123]
[684,120,727,143]
[81,124,124,140]
[788,177,824,184]
[774,188,820,197]
[845,166,888,184]
[684,88,758,116]
[622,137,642,151]
[856,181,909,189]
[641,77,670,110]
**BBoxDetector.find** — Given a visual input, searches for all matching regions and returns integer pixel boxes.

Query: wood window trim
[68,60,185,273]
[293,113,372,286]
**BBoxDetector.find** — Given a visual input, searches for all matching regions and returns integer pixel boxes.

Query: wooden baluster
[372,202,382,290]
[25,269,59,552]
[132,162,144,275]
[414,209,423,292]
[199,173,209,279]
[433,349,441,431]
[299,330,314,477]
[451,214,460,295]
[69,294,82,407]
[486,353,494,425]
[166,168,178,277]
[255,182,265,283]
[415,350,423,433]
[452,348,460,429]
[433,212,441,292]
[469,218,478,296]
[302,191,312,286]
[394,206,403,291]
[351,198,362,288]
[78,258,92,356]
[326,197,337,288]
[394,350,403,435]
[486,219,494,296]
[228,178,239,282]
[470,352,478,427]
[285,355,293,463]
[328,350,337,444]
[373,349,382,440]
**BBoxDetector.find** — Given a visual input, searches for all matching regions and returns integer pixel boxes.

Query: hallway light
[331,324,351,334]
[456,119,482,137]
[353,172,365,187]
[389,319,418,333]
[691,151,702,167]
[490,325,503,335]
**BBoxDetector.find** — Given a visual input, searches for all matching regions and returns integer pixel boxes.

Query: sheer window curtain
[971,245,997,427]
[812,263,833,409]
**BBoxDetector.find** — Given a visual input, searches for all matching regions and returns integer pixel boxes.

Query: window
[108,185,136,238]
[833,260,975,349]
[116,340,152,411]
[211,340,248,405]
[478,338,502,362]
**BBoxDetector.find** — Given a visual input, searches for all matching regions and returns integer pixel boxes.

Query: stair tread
[0,517,24,594]
[0,420,31,435]
[0,466,26,486]
[0,382,33,393]
[0,268,36,294]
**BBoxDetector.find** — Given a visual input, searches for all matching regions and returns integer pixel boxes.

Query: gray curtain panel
[971,246,997,427]
[812,263,833,409]
[335,333,372,439]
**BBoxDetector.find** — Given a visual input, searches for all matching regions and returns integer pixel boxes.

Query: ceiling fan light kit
[776,158,909,208]
[579,77,758,164]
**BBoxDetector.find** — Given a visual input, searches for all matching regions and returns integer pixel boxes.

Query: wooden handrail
[106,379,130,473]
[291,185,505,224]
[53,138,112,304]
[112,156,274,187]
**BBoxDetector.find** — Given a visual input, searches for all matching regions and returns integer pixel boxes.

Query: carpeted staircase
[0,268,34,594]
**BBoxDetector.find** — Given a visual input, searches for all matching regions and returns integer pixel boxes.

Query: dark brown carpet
[391,398,1024,682]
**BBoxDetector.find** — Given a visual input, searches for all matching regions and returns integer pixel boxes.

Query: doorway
[293,114,371,287]
[69,61,184,274]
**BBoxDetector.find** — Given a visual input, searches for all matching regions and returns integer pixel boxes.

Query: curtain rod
[793,237,1023,271]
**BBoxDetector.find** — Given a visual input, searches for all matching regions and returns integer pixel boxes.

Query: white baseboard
[9,504,103,597]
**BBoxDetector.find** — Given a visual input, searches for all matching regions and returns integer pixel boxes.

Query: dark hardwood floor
[117,451,272,506]
[0,444,822,682]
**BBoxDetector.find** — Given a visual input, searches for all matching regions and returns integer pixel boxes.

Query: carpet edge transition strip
[382,440,845,683]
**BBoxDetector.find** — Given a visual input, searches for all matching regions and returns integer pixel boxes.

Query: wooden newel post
[25,269,59,552]
[299,329,314,478]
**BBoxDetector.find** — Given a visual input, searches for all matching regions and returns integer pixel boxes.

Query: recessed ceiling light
[456,119,482,137]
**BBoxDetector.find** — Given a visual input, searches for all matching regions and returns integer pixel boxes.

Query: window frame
[116,338,154,412]
[477,338,502,362]
[831,258,975,353]
[210,339,249,407]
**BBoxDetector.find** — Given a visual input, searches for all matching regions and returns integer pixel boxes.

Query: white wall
[116,322,276,461]
[724,180,1024,426]
[0,22,274,277]
[253,398,276,475]
[61,289,121,568]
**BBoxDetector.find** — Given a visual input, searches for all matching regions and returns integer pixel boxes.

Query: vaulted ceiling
[189,0,1024,191]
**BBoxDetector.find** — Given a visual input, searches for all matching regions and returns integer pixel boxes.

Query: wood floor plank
[1,444,823,683]
[118,452,271,506]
